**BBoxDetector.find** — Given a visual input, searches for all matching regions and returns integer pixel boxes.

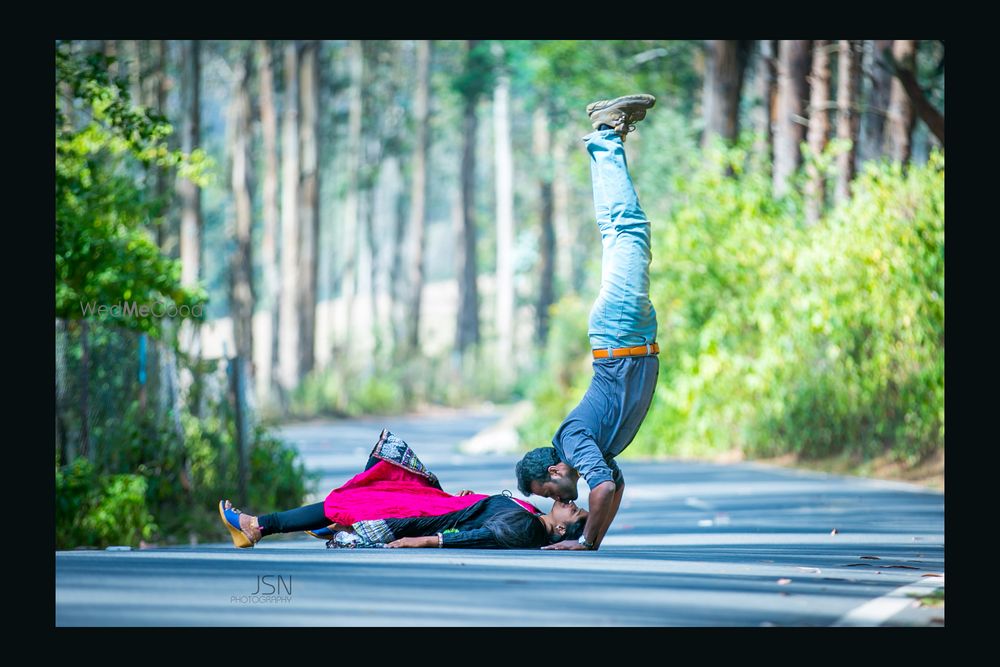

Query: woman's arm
[385,528,502,549]
[383,513,457,538]
[385,535,439,548]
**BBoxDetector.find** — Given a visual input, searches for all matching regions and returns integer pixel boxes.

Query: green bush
[56,393,313,548]
[56,457,156,549]
[290,365,406,418]
[286,346,525,421]
[746,151,945,463]
[165,404,315,541]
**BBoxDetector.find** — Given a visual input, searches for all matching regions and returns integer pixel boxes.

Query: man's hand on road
[541,541,590,551]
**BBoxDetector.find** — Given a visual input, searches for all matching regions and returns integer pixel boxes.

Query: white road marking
[832,574,944,626]
[685,496,713,510]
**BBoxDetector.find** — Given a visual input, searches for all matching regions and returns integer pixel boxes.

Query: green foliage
[745,151,945,463]
[286,346,519,420]
[56,388,313,547]
[55,457,156,549]
[55,42,211,336]
[290,365,405,418]
[451,40,497,102]
[524,40,701,123]
[56,318,312,547]
[247,427,317,512]
[517,294,596,448]
[523,133,944,465]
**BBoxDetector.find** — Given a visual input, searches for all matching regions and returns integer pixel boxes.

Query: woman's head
[545,499,589,543]
[482,503,588,549]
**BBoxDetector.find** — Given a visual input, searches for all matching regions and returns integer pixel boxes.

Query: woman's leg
[256,501,331,536]
[584,129,657,349]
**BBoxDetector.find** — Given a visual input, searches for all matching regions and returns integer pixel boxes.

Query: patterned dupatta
[365,428,442,487]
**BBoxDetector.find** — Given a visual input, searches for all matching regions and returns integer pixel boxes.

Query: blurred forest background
[55,40,944,548]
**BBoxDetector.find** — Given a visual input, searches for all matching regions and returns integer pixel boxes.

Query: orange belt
[592,342,659,359]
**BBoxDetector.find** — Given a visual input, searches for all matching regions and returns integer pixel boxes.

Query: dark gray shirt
[551,355,659,489]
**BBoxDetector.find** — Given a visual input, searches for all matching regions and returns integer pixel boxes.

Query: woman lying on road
[218,428,588,549]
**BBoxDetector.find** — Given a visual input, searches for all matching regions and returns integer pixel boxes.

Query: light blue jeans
[584,129,657,350]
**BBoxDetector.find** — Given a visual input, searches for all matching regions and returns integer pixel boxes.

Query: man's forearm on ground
[592,479,624,549]
[583,481,619,549]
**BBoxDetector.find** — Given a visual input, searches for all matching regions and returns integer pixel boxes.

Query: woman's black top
[383,495,549,549]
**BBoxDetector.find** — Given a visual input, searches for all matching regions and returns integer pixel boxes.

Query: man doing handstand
[515,93,660,551]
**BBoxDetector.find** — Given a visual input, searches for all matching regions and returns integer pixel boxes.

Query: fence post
[55,318,72,465]
[80,319,92,462]
[138,333,147,410]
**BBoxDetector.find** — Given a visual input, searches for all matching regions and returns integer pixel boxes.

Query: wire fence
[55,317,249,496]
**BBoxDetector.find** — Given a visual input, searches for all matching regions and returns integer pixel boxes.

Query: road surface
[56,406,944,626]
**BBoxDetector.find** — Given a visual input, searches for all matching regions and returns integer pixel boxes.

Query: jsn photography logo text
[79,300,203,319]
[231,575,292,605]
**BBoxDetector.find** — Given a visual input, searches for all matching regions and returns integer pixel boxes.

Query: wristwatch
[578,535,595,549]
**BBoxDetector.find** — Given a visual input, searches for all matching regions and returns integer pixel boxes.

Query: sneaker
[587,93,656,142]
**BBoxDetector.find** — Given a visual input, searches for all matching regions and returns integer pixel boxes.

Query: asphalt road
[55,406,945,626]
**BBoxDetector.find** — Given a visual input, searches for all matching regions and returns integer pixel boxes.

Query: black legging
[257,502,329,536]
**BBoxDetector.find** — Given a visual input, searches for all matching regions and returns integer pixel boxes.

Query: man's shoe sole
[586,94,656,116]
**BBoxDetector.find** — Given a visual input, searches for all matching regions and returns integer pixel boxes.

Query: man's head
[515,447,580,501]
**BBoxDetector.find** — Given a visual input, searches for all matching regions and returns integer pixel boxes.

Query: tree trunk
[456,40,481,354]
[886,47,944,148]
[59,42,77,131]
[140,41,158,115]
[152,40,178,257]
[337,40,364,358]
[389,155,409,363]
[123,40,143,106]
[773,40,813,198]
[178,41,203,295]
[702,40,752,148]
[859,40,893,164]
[79,319,91,461]
[493,54,515,384]
[885,40,919,164]
[149,41,170,423]
[136,40,184,441]
[56,319,72,464]
[297,41,320,379]
[805,41,832,226]
[534,106,555,347]
[552,126,574,295]
[362,167,380,366]
[354,157,381,373]
[835,40,863,205]
[753,40,777,169]
[256,40,280,400]
[101,40,118,79]
[178,40,203,364]
[228,46,255,377]
[277,41,300,397]
[405,40,431,354]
